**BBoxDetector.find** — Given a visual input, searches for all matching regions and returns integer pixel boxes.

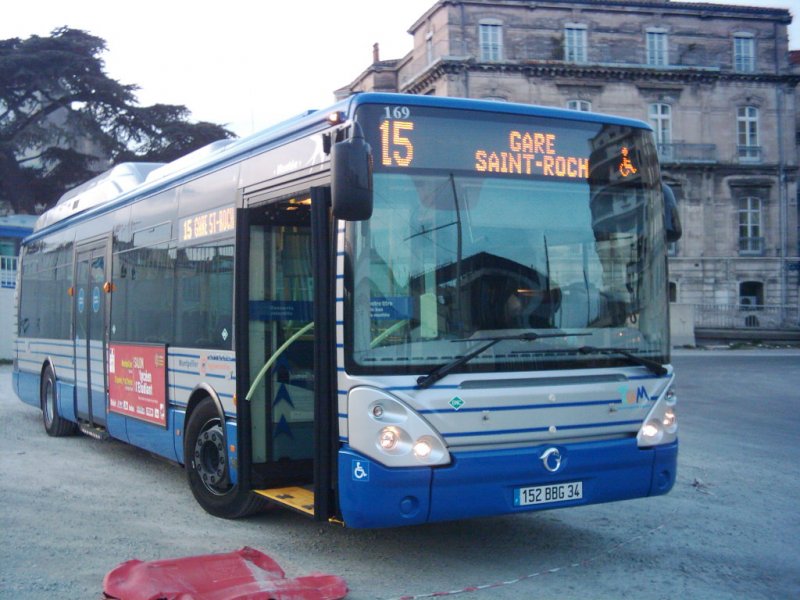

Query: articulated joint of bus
[637,380,677,448]
[347,387,450,467]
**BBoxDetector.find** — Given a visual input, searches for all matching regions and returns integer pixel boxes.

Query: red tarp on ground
[103,546,348,600]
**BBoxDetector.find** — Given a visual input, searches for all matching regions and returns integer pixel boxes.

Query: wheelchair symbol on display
[618,147,638,178]
[352,460,369,481]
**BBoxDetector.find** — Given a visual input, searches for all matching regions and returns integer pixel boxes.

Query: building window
[668,282,677,303]
[733,34,755,73]
[426,31,434,65]
[646,29,668,66]
[648,103,672,158]
[738,196,763,255]
[564,25,587,63]
[479,21,503,62]
[566,100,591,112]
[739,281,764,311]
[737,106,760,162]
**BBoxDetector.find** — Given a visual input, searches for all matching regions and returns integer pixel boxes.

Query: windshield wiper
[578,346,667,377]
[416,332,587,389]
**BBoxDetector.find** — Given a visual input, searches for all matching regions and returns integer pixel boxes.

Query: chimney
[373,43,380,64]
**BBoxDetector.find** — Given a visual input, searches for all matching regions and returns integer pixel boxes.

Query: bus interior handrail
[245,321,315,402]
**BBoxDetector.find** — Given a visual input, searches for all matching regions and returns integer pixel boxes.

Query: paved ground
[1,349,798,599]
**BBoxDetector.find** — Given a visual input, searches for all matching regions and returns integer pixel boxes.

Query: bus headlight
[413,438,432,459]
[640,419,663,444]
[379,427,401,451]
[663,407,677,431]
[637,384,678,448]
[348,387,451,467]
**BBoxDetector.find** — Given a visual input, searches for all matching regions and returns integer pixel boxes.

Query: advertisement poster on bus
[108,343,167,427]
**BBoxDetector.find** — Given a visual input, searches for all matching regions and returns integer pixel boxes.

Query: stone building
[337,0,799,332]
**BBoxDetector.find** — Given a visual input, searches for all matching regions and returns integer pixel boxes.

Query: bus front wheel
[41,367,76,437]
[185,397,265,518]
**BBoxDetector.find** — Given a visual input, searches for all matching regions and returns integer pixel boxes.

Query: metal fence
[693,303,800,330]
[0,256,17,289]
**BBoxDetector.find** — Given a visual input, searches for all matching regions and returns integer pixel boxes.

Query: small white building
[1,214,37,359]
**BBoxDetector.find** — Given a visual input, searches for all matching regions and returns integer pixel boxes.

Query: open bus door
[238,187,336,521]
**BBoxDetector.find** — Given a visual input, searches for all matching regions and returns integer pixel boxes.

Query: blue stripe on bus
[42,352,74,359]
[17,340,74,349]
[26,348,75,355]
[23,348,75,359]
[385,384,460,391]
[17,358,46,367]
[442,419,642,438]
[169,368,199,376]
[205,373,230,379]
[419,398,622,414]
[170,383,194,392]
[168,382,233,398]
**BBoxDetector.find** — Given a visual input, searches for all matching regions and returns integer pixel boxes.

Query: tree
[0,27,234,214]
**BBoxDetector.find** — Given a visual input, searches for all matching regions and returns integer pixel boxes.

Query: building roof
[409,0,792,34]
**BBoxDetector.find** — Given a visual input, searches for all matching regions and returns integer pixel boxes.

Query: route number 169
[383,106,411,119]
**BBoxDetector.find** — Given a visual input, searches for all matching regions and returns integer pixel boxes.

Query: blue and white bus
[13,93,681,528]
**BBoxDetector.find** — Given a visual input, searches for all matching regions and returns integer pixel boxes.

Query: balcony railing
[737,145,762,163]
[738,236,765,255]
[1,256,18,289]
[657,143,717,164]
[694,303,800,330]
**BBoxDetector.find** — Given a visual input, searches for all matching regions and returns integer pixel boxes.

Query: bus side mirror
[662,183,682,243]
[331,123,373,221]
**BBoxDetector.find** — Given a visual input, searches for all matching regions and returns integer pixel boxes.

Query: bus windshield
[347,105,668,374]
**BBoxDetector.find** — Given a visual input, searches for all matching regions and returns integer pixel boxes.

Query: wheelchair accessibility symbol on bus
[352,460,370,482]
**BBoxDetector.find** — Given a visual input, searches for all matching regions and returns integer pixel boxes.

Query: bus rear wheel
[41,367,76,437]
[185,397,265,518]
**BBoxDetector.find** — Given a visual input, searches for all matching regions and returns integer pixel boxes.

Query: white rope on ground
[388,523,667,600]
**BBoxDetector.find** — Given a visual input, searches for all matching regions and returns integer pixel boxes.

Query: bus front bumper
[337,438,677,528]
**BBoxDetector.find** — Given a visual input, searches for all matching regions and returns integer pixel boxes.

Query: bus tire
[185,397,266,519]
[41,367,76,437]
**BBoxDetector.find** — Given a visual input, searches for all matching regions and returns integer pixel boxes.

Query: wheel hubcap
[44,381,54,425]
[194,425,227,489]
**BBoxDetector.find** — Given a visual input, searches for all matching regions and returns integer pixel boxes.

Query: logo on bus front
[614,385,652,410]
[540,447,563,473]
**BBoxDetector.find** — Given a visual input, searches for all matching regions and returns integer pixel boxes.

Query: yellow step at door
[254,486,315,516]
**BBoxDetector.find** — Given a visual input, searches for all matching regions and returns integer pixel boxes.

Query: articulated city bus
[13,93,681,527]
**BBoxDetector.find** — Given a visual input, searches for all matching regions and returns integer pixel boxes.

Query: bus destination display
[365,104,635,181]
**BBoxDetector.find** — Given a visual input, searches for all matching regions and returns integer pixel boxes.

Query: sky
[3,0,797,138]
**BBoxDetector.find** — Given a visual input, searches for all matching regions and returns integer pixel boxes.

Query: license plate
[514,481,583,506]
